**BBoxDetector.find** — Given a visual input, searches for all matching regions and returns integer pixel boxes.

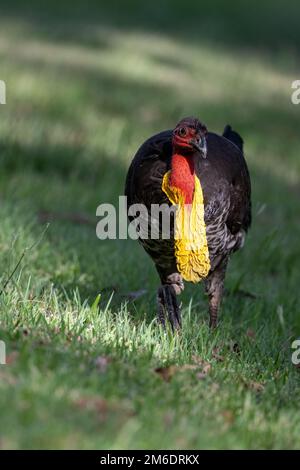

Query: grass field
[0,0,300,449]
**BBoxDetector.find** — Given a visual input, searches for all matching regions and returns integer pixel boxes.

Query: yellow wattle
[161,170,211,283]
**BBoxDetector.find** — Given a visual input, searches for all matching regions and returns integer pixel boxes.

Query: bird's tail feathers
[223,125,244,153]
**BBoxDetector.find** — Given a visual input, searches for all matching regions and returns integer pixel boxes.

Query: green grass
[0,0,300,450]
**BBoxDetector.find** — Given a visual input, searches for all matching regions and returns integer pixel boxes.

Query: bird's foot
[166,273,184,295]
[157,284,181,331]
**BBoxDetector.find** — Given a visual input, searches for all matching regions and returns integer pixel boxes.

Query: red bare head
[172,117,208,158]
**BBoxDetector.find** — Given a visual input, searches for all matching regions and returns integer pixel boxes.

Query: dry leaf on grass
[155,357,213,382]
[248,381,265,393]
[197,363,212,380]
[202,363,212,374]
[191,355,208,367]
[155,366,176,382]
[191,355,213,380]
[155,364,198,382]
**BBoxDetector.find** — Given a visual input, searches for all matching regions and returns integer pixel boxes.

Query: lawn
[0,0,300,450]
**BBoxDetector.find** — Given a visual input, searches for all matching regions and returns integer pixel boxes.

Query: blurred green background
[0,0,300,450]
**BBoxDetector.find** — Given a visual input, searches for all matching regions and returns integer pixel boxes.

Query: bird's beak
[189,137,207,158]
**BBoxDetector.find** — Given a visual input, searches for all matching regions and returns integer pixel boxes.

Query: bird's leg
[157,285,181,330]
[204,261,228,329]
[157,273,184,331]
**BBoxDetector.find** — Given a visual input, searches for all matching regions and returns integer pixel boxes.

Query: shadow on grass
[0,0,299,328]
[1,0,300,58]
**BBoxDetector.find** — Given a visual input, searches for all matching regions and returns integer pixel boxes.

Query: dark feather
[222,124,244,153]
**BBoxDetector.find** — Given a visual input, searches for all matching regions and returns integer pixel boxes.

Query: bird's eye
[178,127,186,137]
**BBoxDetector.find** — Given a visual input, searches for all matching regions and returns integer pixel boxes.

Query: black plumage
[125,118,251,329]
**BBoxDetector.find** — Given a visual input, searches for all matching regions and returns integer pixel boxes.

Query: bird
[125,117,251,330]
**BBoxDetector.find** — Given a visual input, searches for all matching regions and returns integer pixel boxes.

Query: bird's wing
[196,131,251,234]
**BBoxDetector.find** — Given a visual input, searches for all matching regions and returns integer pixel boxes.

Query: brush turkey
[125,117,251,330]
